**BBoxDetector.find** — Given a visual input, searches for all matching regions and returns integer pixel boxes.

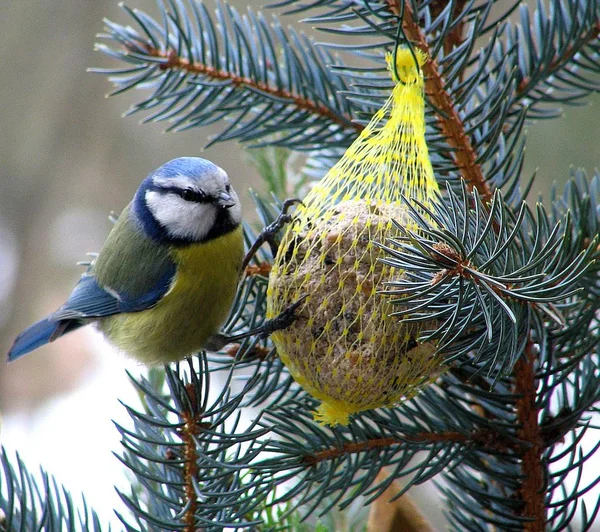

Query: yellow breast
[99,227,244,365]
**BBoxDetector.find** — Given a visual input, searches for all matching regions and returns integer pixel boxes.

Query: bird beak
[216,191,235,208]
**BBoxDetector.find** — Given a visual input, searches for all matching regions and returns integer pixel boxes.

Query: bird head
[133,157,242,244]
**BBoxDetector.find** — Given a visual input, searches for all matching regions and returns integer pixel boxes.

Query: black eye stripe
[177,188,210,203]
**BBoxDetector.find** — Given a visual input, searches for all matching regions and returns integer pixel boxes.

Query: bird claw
[264,198,303,257]
[242,198,303,270]
[213,295,307,348]
[258,295,307,339]
[271,198,303,231]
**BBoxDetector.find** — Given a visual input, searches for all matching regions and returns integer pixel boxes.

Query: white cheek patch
[145,190,217,241]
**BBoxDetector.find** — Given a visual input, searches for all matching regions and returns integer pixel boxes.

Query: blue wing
[52,269,175,320]
[7,264,176,362]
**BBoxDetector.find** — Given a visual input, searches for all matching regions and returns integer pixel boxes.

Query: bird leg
[241,198,302,271]
[206,296,307,352]
[205,199,304,353]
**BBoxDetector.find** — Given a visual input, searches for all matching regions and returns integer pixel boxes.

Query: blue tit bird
[7,157,245,366]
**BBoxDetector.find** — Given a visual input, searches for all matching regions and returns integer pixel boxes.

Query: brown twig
[179,383,201,532]
[127,43,359,133]
[514,340,546,531]
[302,429,511,466]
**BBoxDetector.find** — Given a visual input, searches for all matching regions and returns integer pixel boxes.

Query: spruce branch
[138,44,356,133]
[249,397,470,514]
[380,178,600,529]
[115,359,273,530]
[0,447,105,531]
[92,0,360,150]
[356,0,598,200]
[381,183,596,373]
[93,0,599,199]
[301,428,511,466]
[512,1,600,117]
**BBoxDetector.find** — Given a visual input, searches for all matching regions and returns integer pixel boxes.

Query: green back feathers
[93,203,176,300]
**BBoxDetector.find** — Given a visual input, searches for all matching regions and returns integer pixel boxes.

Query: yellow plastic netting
[267,48,441,426]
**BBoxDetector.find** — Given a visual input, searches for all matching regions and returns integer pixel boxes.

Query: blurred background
[0,0,598,528]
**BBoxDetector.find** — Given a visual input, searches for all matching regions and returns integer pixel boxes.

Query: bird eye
[181,189,196,202]
[225,184,231,192]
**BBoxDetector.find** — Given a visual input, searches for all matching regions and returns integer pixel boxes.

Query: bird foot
[257,295,307,339]
[242,198,302,270]
[210,295,307,350]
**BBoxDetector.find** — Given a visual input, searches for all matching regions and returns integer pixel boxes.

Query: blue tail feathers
[7,318,82,362]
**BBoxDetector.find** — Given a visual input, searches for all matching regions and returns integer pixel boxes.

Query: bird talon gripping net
[267,48,441,426]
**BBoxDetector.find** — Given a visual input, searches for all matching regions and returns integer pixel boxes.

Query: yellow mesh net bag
[267,48,442,426]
